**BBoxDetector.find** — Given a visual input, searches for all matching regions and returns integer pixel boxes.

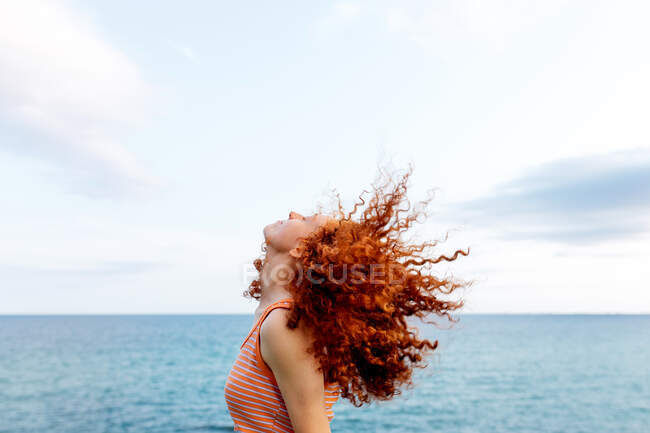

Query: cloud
[0,0,159,198]
[334,2,362,20]
[169,41,199,64]
[383,0,574,51]
[444,148,650,244]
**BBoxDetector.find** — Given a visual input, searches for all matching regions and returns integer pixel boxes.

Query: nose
[289,211,304,220]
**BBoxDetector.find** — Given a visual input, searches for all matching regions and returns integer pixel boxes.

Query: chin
[263,220,281,243]
[262,224,274,241]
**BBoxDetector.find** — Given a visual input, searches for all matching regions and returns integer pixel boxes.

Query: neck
[258,245,296,308]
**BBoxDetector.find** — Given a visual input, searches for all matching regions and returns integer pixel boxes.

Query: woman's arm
[260,308,332,433]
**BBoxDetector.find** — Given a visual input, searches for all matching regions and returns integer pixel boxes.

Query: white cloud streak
[334,2,362,20]
[0,0,159,197]
[384,0,574,50]
[169,41,199,64]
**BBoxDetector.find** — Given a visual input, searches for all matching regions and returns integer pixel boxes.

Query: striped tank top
[224,297,340,432]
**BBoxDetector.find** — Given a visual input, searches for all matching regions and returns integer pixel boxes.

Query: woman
[224,166,471,433]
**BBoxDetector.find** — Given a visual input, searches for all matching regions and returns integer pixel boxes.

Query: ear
[289,247,301,259]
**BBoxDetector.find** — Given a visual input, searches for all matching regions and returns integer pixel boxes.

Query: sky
[1,0,649,314]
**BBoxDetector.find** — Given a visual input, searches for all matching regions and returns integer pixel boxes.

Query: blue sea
[1,314,648,433]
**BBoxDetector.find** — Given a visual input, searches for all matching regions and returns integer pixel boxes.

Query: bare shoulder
[259,307,291,344]
[260,306,291,334]
[260,307,319,371]
[261,308,309,357]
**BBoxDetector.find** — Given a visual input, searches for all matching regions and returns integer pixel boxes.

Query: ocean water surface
[0,313,648,433]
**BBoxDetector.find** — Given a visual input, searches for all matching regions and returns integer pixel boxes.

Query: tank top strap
[257,297,294,328]
[240,297,294,350]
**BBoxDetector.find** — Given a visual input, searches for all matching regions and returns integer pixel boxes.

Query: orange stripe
[229,366,281,397]
[229,412,274,431]
[225,390,279,417]
[272,417,293,433]
[226,401,277,424]
[226,380,281,408]
[232,357,265,378]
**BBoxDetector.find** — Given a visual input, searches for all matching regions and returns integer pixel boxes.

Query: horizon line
[1,311,649,316]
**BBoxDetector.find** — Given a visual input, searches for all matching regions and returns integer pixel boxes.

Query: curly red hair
[245,165,472,407]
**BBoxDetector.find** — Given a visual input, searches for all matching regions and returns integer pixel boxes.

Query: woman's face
[263,211,332,255]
